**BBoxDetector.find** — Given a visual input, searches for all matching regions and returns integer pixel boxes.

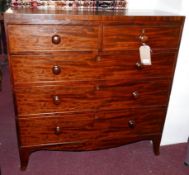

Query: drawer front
[94,107,166,134]
[11,52,177,85]
[15,79,171,116]
[18,113,97,147]
[8,25,99,53]
[18,107,166,147]
[103,25,181,51]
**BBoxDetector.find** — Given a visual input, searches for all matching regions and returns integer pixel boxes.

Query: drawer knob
[96,56,101,62]
[94,115,99,120]
[52,95,61,105]
[135,62,143,70]
[128,120,135,128]
[55,126,61,135]
[139,35,149,43]
[52,35,61,44]
[132,91,139,99]
[52,65,61,75]
[96,85,100,91]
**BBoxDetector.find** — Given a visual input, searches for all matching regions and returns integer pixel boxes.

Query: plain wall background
[128,0,189,145]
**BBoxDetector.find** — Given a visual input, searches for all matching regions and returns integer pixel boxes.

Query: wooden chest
[4,9,185,170]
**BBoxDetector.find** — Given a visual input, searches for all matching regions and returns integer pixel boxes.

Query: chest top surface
[4,8,185,24]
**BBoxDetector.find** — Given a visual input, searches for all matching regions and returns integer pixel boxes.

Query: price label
[139,45,152,65]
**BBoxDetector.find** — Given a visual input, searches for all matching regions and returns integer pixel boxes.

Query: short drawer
[15,79,171,116]
[11,51,177,85]
[103,25,181,51]
[94,107,166,134]
[18,107,166,147]
[7,25,99,53]
[18,112,97,147]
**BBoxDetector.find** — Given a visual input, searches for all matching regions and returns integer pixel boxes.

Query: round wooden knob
[94,115,99,120]
[135,62,143,70]
[55,126,61,135]
[139,35,149,43]
[96,85,100,91]
[96,56,101,62]
[128,120,135,128]
[132,91,139,99]
[52,65,61,75]
[52,35,61,44]
[52,95,61,105]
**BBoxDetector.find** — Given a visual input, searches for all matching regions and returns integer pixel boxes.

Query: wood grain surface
[11,51,177,85]
[103,26,181,51]
[4,9,185,170]
[18,107,166,147]
[15,79,171,116]
[8,25,100,53]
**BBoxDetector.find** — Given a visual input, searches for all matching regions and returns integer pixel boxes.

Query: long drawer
[11,51,177,85]
[18,107,166,147]
[103,25,181,51]
[15,79,171,116]
[7,25,99,53]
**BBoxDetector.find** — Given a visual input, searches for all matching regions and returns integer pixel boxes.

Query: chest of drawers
[4,9,185,170]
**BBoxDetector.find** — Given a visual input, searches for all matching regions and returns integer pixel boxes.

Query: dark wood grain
[4,8,185,25]
[8,25,100,53]
[11,51,177,85]
[103,26,181,51]
[15,79,171,116]
[18,107,166,147]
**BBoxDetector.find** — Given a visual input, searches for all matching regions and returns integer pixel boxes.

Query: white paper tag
[139,45,152,65]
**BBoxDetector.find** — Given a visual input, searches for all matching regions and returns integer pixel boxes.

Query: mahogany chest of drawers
[4,9,185,170]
